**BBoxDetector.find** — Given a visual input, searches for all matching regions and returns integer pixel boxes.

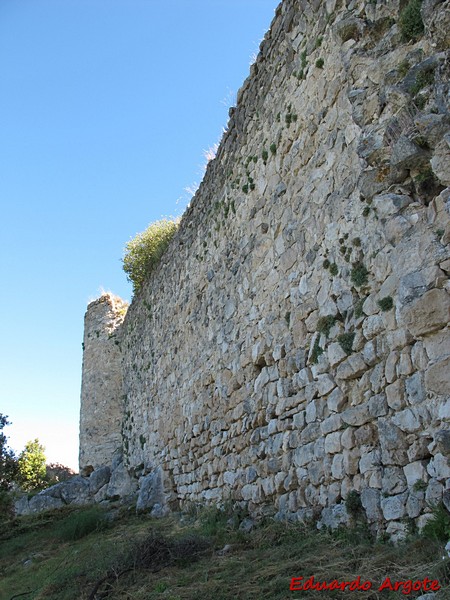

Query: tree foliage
[122,218,180,295]
[18,438,47,491]
[0,414,18,491]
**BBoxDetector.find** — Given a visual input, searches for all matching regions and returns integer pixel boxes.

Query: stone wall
[79,294,128,470]
[81,0,450,536]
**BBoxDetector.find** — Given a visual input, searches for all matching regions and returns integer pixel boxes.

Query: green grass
[1,505,450,600]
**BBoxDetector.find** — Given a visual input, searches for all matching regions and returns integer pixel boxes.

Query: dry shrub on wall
[122,218,180,295]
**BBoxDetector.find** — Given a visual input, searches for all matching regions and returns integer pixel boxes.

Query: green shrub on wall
[399,0,424,41]
[123,218,180,294]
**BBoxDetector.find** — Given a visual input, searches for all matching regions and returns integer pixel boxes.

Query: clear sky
[0,0,279,470]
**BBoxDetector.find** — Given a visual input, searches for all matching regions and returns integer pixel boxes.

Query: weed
[317,315,336,337]
[414,94,427,109]
[329,263,338,276]
[315,36,323,48]
[398,59,411,77]
[315,58,324,69]
[421,503,450,541]
[339,22,359,42]
[270,143,277,155]
[323,258,330,269]
[351,262,369,287]
[399,0,424,41]
[242,184,249,194]
[57,507,109,541]
[285,311,291,325]
[377,296,394,311]
[345,490,363,516]
[300,49,308,68]
[363,206,371,217]
[262,149,268,163]
[338,332,355,354]
[413,479,427,492]
[310,337,324,364]
[352,237,361,247]
[411,68,435,96]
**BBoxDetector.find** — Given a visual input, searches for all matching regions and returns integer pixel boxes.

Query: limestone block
[341,427,355,450]
[363,316,384,340]
[361,488,382,522]
[425,478,443,506]
[59,476,91,506]
[392,408,421,433]
[386,379,405,410]
[136,467,166,513]
[381,492,408,521]
[89,466,111,495]
[293,442,315,467]
[14,496,31,516]
[405,372,425,405]
[408,437,432,462]
[427,453,450,480]
[434,430,450,456]
[317,503,350,530]
[411,342,429,371]
[431,135,450,187]
[423,331,450,362]
[320,414,342,435]
[359,449,381,474]
[316,373,336,397]
[402,289,450,337]
[327,387,346,412]
[325,431,342,454]
[343,448,360,475]
[336,354,367,380]
[328,342,347,367]
[373,194,412,218]
[368,394,388,417]
[378,419,408,465]
[354,424,377,446]
[425,356,450,396]
[385,351,399,384]
[107,463,137,499]
[403,461,428,488]
[28,494,65,513]
[331,454,345,479]
[386,521,408,543]
[382,467,407,495]
[341,404,371,426]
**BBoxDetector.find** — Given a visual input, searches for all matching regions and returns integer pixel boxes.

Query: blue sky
[0,0,279,469]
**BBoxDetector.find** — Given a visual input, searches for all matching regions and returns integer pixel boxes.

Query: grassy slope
[1,505,449,600]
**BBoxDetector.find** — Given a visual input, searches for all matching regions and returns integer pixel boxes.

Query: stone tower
[79,293,128,470]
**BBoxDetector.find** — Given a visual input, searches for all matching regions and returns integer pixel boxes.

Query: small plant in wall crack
[338,332,355,355]
[351,262,369,287]
[377,296,394,312]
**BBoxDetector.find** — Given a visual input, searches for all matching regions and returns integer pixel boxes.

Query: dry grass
[1,506,449,600]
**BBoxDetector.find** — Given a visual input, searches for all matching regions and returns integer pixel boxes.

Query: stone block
[341,404,371,426]
[402,289,450,337]
[386,379,405,410]
[381,492,408,521]
[361,488,382,522]
[403,461,428,487]
[425,356,450,396]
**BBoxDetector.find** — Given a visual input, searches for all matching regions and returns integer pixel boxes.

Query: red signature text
[290,576,441,595]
